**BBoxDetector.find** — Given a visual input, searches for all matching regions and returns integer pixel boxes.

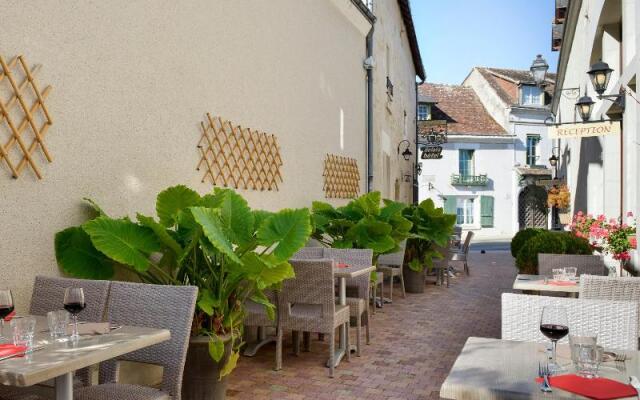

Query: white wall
[0,0,371,310]
[419,138,516,240]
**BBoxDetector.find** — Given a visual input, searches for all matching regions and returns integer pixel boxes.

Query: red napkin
[336,263,349,269]
[3,311,15,321]
[535,374,637,399]
[548,280,578,286]
[0,344,28,359]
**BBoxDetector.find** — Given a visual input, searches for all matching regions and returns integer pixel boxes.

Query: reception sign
[549,120,621,139]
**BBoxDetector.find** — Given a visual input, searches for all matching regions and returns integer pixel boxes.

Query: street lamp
[548,154,558,167]
[397,140,413,161]
[575,94,595,121]
[530,54,549,86]
[587,60,614,95]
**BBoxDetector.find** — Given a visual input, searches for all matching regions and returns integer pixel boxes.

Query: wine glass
[0,290,14,343]
[63,288,85,341]
[540,306,569,372]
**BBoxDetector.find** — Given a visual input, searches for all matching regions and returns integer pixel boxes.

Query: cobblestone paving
[228,250,517,400]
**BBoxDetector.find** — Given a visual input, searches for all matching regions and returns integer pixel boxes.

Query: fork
[616,352,628,362]
[538,362,553,393]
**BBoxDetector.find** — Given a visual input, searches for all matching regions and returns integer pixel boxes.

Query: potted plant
[54,185,312,400]
[310,191,411,263]
[547,184,571,224]
[401,199,456,292]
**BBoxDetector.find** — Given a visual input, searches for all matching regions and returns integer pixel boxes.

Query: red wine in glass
[63,302,86,315]
[540,306,569,372]
[0,290,14,343]
[540,324,569,341]
[64,288,85,341]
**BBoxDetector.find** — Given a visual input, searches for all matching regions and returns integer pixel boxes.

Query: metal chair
[323,248,373,357]
[537,254,607,277]
[501,293,638,351]
[451,231,474,275]
[377,240,407,301]
[278,259,350,377]
[242,290,282,370]
[75,282,198,400]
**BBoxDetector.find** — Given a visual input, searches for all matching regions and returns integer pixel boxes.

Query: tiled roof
[475,67,556,106]
[417,83,508,136]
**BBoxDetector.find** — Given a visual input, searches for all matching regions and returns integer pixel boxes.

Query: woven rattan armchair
[501,293,638,350]
[278,259,350,377]
[323,248,373,357]
[292,247,324,259]
[451,231,473,275]
[537,253,607,276]
[377,240,407,301]
[430,242,455,287]
[243,290,282,370]
[75,282,198,400]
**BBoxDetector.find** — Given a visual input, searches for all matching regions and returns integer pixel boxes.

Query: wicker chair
[74,282,198,400]
[451,227,463,249]
[292,247,324,259]
[323,248,373,357]
[243,290,282,370]
[537,253,607,276]
[451,231,474,275]
[377,240,407,301]
[278,259,350,377]
[431,242,455,287]
[501,293,638,350]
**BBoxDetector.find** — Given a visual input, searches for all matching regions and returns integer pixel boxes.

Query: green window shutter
[480,196,494,227]
[444,196,456,215]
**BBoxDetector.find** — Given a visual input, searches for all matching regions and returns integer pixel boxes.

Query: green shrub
[510,228,545,257]
[514,231,593,274]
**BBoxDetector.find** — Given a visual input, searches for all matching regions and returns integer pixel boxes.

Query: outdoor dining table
[513,274,580,297]
[332,263,375,367]
[441,336,640,399]
[0,316,170,400]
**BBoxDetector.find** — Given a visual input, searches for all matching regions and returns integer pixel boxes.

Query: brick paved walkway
[228,250,516,400]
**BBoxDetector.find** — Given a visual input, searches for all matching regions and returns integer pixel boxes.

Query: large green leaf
[380,199,406,221]
[190,207,242,264]
[55,227,114,279]
[156,185,201,227]
[213,189,254,246]
[137,213,182,255]
[252,210,274,231]
[232,253,295,290]
[82,217,161,272]
[257,208,312,262]
[220,350,239,378]
[82,198,109,217]
[346,216,396,254]
[208,335,225,362]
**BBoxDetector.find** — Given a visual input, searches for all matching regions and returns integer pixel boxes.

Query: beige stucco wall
[0,0,371,311]
[370,0,418,203]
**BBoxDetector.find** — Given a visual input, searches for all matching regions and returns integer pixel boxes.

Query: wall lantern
[416,163,422,176]
[397,140,412,161]
[530,54,549,86]
[548,154,558,167]
[575,94,595,122]
[587,60,614,95]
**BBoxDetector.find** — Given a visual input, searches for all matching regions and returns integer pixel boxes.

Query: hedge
[513,230,593,274]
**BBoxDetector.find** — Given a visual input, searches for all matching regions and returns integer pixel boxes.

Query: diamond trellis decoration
[197,113,283,191]
[0,54,53,180]
[323,154,360,199]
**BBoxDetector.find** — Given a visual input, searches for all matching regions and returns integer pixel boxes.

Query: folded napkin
[0,344,28,359]
[535,374,636,400]
[548,280,578,286]
[66,322,111,336]
[336,263,350,269]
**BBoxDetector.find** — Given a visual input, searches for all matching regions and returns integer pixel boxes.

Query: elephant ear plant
[402,199,456,272]
[54,185,311,377]
[310,191,412,263]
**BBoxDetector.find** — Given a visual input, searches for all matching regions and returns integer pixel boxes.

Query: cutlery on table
[0,345,45,362]
[538,362,552,393]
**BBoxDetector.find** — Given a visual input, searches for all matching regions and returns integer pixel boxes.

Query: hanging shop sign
[549,120,621,139]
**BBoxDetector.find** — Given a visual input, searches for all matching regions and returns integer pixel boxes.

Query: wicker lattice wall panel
[323,154,360,199]
[0,55,53,180]
[197,113,283,191]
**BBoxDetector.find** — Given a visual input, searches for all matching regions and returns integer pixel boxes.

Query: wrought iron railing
[451,174,488,186]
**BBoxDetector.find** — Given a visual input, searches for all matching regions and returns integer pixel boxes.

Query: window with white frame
[456,197,475,225]
[526,135,541,166]
[458,149,474,176]
[520,85,543,106]
[417,103,430,120]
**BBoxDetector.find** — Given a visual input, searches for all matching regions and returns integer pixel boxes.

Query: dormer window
[417,103,431,120]
[520,85,543,106]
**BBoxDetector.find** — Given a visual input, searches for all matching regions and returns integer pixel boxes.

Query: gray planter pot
[182,335,232,400]
[403,264,425,293]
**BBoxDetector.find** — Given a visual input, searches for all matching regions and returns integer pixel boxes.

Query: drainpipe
[413,79,424,204]
[366,28,374,193]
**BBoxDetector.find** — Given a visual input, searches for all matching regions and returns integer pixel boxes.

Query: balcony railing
[451,174,488,186]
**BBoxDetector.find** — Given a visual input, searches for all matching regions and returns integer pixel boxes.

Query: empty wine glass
[540,306,569,373]
[0,290,14,343]
[63,288,85,341]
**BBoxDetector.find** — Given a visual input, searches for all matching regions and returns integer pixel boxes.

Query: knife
[0,345,45,362]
